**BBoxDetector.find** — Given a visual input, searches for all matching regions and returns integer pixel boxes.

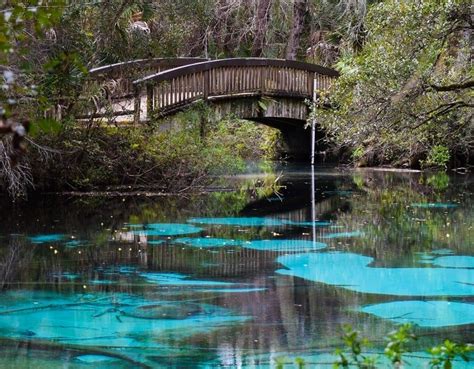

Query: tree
[286,0,308,60]
[319,0,473,168]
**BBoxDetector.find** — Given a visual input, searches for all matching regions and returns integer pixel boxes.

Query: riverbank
[0,110,281,199]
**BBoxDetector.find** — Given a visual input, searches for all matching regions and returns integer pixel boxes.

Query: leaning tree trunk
[285,0,307,60]
[251,0,272,57]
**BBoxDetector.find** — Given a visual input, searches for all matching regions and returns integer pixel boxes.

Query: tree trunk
[286,0,307,60]
[251,0,272,57]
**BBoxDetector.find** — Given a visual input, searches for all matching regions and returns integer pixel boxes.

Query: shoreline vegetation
[1,0,472,199]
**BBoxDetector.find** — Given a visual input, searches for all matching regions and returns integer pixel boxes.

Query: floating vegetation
[29,234,67,244]
[188,217,284,227]
[131,223,202,236]
[276,252,474,296]
[433,256,474,269]
[360,300,474,327]
[322,231,364,239]
[411,202,458,209]
[243,239,326,252]
[173,237,242,248]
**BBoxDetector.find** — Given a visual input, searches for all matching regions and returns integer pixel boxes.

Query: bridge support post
[133,86,141,124]
[146,84,154,120]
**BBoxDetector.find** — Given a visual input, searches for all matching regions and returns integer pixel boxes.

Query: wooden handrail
[133,58,338,85]
[89,57,209,77]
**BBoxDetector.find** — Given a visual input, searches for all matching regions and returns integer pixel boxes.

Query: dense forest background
[0,0,472,197]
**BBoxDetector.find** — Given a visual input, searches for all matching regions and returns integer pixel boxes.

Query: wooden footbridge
[83,58,338,158]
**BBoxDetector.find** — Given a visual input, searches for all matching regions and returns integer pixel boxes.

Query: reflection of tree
[0,236,35,290]
[336,171,473,260]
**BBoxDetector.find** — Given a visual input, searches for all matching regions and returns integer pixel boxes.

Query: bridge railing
[71,58,208,122]
[88,57,208,99]
[132,58,338,122]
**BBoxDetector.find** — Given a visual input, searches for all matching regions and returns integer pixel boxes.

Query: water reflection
[0,165,472,368]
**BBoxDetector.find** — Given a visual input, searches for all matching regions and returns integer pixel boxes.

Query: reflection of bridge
[84,58,338,158]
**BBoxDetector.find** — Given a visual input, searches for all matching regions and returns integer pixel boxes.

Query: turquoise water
[0,166,472,368]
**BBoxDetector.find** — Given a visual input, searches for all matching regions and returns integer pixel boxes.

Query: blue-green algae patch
[0,290,248,348]
[188,217,284,227]
[276,252,474,296]
[29,234,67,244]
[411,202,458,209]
[131,224,202,236]
[74,355,121,363]
[243,239,326,252]
[432,248,455,255]
[90,279,116,285]
[433,256,474,269]
[173,237,242,248]
[64,240,87,248]
[51,272,79,280]
[322,231,364,239]
[360,301,474,327]
[140,272,234,286]
[0,350,131,369]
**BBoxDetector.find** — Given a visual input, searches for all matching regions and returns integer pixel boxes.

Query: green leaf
[29,118,62,137]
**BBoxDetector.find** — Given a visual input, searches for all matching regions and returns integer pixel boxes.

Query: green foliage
[333,324,377,368]
[422,145,451,169]
[384,324,417,365]
[429,340,473,369]
[331,324,473,369]
[320,0,472,168]
[1,0,66,117]
[29,105,278,192]
[294,357,306,369]
[28,118,62,137]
